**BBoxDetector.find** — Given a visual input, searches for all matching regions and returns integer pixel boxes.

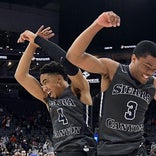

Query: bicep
[69,70,92,105]
[67,52,108,74]
[68,69,89,91]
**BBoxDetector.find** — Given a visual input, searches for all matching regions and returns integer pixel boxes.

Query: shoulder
[153,76,156,86]
[151,76,156,100]
[42,96,51,110]
[100,58,120,80]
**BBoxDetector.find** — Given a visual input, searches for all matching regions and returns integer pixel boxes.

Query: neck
[128,63,133,77]
[128,64,141,85]
[60,81,69,92]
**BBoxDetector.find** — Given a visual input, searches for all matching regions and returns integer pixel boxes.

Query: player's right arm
[66,11,120,78]
[14,42,48,104]
[15,26,52,105]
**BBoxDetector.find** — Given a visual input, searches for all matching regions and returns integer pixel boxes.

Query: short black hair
[40,61,67,80]
[133,40,156,58]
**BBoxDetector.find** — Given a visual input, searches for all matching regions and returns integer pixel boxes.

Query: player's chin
[140,78,149,84]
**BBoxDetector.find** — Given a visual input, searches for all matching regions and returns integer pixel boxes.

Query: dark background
[58,0,156,53]
[1,0,156,54]
[0,0,156,99]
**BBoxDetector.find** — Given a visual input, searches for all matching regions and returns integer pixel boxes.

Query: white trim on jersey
[85,105,89,127]
[99,92,104,117]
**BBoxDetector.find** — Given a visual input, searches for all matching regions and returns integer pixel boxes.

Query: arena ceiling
[0,0,58,9]
[1,0,156,52]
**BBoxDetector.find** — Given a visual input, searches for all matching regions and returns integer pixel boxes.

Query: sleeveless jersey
[98,64,155,155]
[47,86,96,152]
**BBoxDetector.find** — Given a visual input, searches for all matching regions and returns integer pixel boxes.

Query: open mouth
[47,90,52,97]
[143,74,149,79]
[140,74,150,84]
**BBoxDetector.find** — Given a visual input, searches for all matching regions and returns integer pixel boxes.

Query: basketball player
[66,11,156,156]
[15,26,97,156]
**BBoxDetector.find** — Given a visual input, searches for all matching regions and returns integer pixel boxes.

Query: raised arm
[18,30,66,64]
[17,30,92,105]
[15,26,53,105]
[66,11,120,75]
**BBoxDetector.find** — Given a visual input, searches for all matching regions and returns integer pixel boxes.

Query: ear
[131,54,137,63]
[56,75,63,85]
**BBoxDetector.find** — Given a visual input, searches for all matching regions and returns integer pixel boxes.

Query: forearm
[15,43,37,80]
[67,11,120,59]
[34,36,79,76]
[67,22,103,59]
[34,36,66,63]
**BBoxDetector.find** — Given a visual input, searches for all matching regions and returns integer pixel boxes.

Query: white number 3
[124,101,138,120]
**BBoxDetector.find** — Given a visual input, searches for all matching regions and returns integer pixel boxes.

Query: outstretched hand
[36,25,55,39]
[94,11,120,28]
[17,25,55,45]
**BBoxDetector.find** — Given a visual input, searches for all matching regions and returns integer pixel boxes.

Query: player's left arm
[62,58,92,105]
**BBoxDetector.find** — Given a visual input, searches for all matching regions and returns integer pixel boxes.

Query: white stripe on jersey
[99,92,104,117]
[85,105,89,126]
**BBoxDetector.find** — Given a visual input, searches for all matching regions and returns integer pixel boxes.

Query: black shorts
[98,145,148,156]
[55,150,97,156]
[55,151,87,156]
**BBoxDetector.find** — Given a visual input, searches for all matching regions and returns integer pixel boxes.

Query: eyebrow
[146,62,154,67]
[144,63,156,70]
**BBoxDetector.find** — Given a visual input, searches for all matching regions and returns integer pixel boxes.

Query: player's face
[131,54,156,84]
[40,73,61,98]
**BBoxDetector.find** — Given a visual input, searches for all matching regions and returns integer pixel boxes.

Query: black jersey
[47,86,96,152]
[98,64,155,155]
